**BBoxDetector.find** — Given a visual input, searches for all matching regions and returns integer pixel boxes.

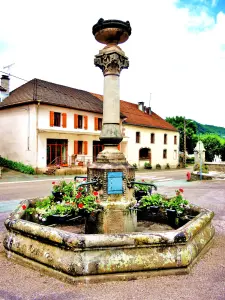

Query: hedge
[0,156,35,174]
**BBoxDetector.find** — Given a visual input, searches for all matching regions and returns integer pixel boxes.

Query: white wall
[124,125,179,168]
[0,104,37,166]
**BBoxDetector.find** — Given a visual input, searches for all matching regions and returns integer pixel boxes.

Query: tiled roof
[92,93,177,132]
[0,79,103,114]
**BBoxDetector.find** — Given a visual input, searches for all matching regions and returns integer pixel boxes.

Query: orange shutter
[74,114,78,129]
[62,113,67,128]
[117,144,121,151]
[50,111,54,127]
[84,116,88,130]
[74,140,78,155]
[94,117,98,130]
[83,141,88,155]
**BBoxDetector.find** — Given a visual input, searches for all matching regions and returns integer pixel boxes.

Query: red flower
[78,187,83,191]
[22,204,27,210]
[78,203,84,209]
[76,193,82,199]
[93,191,98,196]
[52,181,56,185]
[179,188,184,193]
[141,179,145,182]
[83,178,87,181]
[96,199,100,203]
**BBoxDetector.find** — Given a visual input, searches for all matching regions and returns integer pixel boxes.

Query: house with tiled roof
[0,78,179,170]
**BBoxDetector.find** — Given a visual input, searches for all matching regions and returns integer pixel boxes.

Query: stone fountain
[3,19,215,283]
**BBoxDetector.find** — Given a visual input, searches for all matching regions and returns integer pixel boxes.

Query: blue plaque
[107,172,123,194]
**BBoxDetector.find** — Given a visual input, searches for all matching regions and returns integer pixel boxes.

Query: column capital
[94,51,129,76]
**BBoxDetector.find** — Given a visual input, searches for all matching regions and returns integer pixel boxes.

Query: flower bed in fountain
[3,182,215,283]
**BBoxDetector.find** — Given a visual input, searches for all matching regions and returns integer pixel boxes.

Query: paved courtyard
[0,178,225,299]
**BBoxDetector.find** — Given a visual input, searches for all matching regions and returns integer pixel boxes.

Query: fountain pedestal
[87,19,136,234]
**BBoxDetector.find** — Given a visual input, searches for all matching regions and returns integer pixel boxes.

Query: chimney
[148,106,152,115]
[1,75,10,94]
[138,101,144,111]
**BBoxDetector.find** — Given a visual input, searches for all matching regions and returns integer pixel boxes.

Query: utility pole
[183,117,186,167]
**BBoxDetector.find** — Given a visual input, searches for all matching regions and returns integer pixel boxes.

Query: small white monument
[194,141,206,164]
[213,154,222,163]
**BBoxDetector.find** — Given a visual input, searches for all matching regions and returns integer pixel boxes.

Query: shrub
[156,164,161,170]
[193,163,209,174]
[0,156,35,174]
[165,163,170,169]
[144,162,152,169]
[132,163,138,170]
[186,157,195,164]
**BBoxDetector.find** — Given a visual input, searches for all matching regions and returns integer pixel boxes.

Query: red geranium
[22,204,27,210]
[52,181,56,185]
[76,192,82,199]
[78,203,84,209]
[141,179,145,182]
[83,178,87,181]
[78,187,83,191]
[96,199,100,203]
[179,188,184,193]
[93,191,98,196]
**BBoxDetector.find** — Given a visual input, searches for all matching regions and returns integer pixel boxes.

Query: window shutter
[74,140,78,155]
[84,116,88,130]
[94,117,98,130]
[50,111,54,127]
[62,113,67,128]
[74,114,78,129]
[83,141,88,155]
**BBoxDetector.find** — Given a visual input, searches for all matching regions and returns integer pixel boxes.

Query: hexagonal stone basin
[3,199,214,283]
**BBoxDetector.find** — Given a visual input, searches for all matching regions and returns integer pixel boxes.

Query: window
[136,132,140,143]
[50,111,67,128]
[139,148,150,159]
[163,149,167,159]
[151,133,155,144]
[78,141,83,154]
[174,135,177,145]
[173,150,177,159]
[164,134,167,144]
[78,115,83,129]
[74,114,88,129]
[74,140,88,155]
[94,117,102,130]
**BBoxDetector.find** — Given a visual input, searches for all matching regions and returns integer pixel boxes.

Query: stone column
[94,49,129,147]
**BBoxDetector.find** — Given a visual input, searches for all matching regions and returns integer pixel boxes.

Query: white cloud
[0,0,225,127]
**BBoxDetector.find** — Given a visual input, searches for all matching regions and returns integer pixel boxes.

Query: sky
[0,0,225,127]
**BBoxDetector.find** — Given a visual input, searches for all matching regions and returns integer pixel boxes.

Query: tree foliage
[165,116,197,153]
[199,134,225,162]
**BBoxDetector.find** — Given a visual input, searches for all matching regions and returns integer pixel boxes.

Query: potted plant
[134,179,153,201]
[52,180,75,201]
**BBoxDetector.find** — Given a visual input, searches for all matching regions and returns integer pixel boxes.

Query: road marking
[156,178,173,182]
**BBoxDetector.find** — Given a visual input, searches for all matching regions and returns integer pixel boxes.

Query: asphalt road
[0,168,189,202]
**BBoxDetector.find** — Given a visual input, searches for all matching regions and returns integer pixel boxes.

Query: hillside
[193,121,225,137]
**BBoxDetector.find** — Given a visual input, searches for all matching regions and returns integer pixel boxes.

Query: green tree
[199,134,224,162]
[165,116,197,154]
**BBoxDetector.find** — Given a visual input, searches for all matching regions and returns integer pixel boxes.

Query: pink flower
[22,204,27,210]
[179,188,184,193]
[78,203,84,209]
[93,191,98,196]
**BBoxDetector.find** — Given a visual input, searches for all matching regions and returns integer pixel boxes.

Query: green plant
[0,156,35,174]
[164,188,189,215]
[134,179,153,193]
[52,180,75,195]
[165,163,170,169]
[144,162,152,169]
[138,193,163,208]
[156,164,161,170]
[193,164,209,173]
[132,163,138,170]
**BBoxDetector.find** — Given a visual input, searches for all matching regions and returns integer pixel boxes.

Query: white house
[0,78,179,171]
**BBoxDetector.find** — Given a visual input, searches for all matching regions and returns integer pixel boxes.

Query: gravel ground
[0,181,225,300]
